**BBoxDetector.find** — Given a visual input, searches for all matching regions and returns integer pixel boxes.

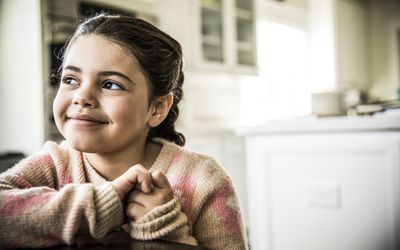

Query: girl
[0,14,247,249]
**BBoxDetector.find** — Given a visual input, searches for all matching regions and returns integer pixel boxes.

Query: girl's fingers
[125,165,152,190]
[131,165,153,193]
[151,170,171,189]
[121,223,129,233]
[112,164,153,199]
[138,177,154,194]
[127,190,150,207]
[126,202,147,220]
[129,186,173,208]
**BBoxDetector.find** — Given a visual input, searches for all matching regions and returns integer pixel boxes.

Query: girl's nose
[72,86,98,108]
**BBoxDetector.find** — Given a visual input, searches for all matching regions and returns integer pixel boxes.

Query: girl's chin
[71,144,98,153]
[67,138,102,153]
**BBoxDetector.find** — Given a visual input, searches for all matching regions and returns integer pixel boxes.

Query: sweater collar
[148,138,179,173]
[75,139,179,185]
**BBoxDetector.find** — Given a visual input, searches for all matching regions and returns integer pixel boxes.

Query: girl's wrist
[111,183,124,200]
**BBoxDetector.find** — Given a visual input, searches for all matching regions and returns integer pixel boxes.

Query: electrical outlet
[306,181,341,209]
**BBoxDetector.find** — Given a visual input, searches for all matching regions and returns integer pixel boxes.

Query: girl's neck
[84,139,161,181]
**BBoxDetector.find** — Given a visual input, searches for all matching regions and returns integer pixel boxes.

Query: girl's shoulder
[1,141,73,187]
[42,140,70,162]
[4,141,68,173]
[9,141,72,173]
[180,147,223,172]
[164,141,231,185]
[162,140,215,165]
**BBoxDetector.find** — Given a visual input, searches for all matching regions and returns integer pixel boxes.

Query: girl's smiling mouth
[67,114,108,127]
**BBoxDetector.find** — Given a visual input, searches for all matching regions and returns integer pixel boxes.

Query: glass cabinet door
[235,0,255,66]
[199,0,256,71]
[201,0,224,62]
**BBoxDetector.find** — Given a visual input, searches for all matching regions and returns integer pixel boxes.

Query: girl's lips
[67,114,108,127]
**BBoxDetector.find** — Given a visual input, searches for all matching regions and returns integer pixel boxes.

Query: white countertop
[237,113,400,136]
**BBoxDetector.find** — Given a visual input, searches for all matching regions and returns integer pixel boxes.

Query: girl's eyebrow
[63,65,135,85]
[63,65,81,72]
[99,71,135,85]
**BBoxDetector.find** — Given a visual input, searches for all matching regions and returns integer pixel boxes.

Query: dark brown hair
[61,14,185,146]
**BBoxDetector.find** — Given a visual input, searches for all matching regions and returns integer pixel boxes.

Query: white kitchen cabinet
[159,0,257,74]
[241,115,400,250]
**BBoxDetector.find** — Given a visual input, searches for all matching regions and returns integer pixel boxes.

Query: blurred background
[1,0,400,249]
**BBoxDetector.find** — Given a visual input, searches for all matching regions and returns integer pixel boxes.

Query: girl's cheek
[106,100,133,120]
[53,92,67,123]
[53,93,62,115]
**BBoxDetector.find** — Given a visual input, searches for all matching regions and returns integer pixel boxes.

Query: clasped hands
[112,165,174,223]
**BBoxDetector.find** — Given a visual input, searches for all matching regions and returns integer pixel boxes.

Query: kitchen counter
[237,113,400,135]
[242,113,400,250]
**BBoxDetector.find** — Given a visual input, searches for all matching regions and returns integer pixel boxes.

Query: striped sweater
[0,139,247,249]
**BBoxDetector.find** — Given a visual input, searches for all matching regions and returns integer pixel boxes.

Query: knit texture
[0,139,248,249]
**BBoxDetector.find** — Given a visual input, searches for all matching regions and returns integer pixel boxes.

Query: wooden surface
[27,240,201,250]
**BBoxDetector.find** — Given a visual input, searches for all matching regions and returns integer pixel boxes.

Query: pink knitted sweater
[0,139,247,249]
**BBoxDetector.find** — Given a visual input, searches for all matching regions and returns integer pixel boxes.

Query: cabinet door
[158,0,256,74]
[201,0,225,63]
[246,133,400,250]
[235,0,256,67]
[199,0,256,73]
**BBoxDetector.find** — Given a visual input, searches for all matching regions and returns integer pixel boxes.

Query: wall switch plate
[306,181,341,209]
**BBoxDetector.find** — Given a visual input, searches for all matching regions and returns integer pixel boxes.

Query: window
[240,10,311,126]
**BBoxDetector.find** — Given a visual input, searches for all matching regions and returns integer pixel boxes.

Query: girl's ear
[148,93,174,128]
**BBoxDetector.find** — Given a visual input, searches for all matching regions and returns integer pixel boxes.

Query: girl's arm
[0,153,123,248]
[192,159,248,250]
[192,179,248,250]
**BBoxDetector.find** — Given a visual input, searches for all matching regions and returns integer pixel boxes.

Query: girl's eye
[102,81,123,90]
[62,77,79,85]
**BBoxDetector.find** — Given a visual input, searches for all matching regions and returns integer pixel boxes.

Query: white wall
[0,0,44,154]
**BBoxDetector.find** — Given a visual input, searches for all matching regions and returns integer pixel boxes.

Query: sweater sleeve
[0,153,124,248]
[193,159,248,250]
[128,197,198,246]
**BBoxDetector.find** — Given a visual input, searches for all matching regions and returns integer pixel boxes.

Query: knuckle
[131,164,143,172]
[152,170,162,176]
[157,190,172,203]
[135,164,146,171]
[127,167,139,175]
[152,170,164,180]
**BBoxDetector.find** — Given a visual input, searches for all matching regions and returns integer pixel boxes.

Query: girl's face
[53,34,154,154]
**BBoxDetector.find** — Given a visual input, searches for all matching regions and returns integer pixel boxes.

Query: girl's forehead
[64,34,141,73]
[67,35,123,58]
